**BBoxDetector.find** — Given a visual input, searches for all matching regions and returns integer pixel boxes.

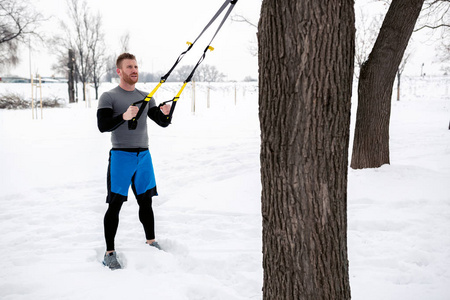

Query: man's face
[117,59,139,85]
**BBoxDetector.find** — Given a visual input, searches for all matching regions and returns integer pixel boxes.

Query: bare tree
[49,30,80,103]
[0,0,43,68]
[103,57,117,83]
[231,10,259,57]
[170,65,193,82]
[67,0,92,102]
[396,50,412,101]
[87,11,107,99]
[436,29,450,73]
[68,49,76,103]
[167,64,224,82]
[351,0,425,169]
[416,0,450,73]
[415,0,450,31]
[139,71,163,83]
[53,0,107,101]
[120,31,130,53]
[258,0,354,298]
[355,9,383,77]
[195,64,225,82]
[104,32,130,83]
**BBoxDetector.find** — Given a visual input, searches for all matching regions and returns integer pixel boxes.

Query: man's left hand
[160,103,171,115]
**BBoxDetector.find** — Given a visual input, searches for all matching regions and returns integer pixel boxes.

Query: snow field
[348,77,450,300]
[0,78,449,299]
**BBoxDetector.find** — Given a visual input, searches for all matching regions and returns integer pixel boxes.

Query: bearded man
[97,53,171,270]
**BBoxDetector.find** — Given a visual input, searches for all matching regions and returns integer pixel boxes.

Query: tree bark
[258,1,354,299]
[350,0,425,169]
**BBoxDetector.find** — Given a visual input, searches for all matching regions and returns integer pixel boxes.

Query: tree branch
[230,15,257,28]
[415,23,450,31]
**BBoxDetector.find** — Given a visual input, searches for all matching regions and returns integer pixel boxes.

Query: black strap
[130,0,238,129]
[160,44,193,82]
[185,0,238,83]
[162,0,237,84]
[192,0,231,46]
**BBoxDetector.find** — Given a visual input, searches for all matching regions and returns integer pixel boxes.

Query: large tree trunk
[350,0,424,169]
[258,1,354,299]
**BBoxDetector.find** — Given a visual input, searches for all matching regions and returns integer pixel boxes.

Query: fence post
[87,83,91,108]
[39,75,43,119]
[191,81,196,115]
[31,75,35,119]
[207,85,210,109]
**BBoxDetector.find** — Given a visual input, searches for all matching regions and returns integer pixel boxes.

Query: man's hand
[160,103,172,115]
[123,105,139,120]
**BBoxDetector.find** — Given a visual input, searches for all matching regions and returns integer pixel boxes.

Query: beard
[122,72,138,85]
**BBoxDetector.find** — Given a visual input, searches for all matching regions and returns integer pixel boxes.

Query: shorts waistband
[111,148,149,153]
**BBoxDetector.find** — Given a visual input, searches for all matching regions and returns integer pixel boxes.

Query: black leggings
[104,198,155,251]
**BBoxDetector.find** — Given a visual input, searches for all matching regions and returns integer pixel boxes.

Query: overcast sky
[10,0,260,81]
[6,0,445,80]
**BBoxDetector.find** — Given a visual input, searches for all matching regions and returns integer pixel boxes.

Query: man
[97,53,171,270]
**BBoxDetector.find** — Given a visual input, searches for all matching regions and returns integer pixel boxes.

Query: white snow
[0,78,449,299]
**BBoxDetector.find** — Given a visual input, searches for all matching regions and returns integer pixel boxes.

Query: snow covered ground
[0,78,449,299]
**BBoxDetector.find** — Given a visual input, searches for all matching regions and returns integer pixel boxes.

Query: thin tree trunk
[258,1,354,299]
[351,0,424,169]
[68,49,75,103]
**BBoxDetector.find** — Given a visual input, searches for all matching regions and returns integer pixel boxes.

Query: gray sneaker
[148,241,162,250]
[103,251,122,270]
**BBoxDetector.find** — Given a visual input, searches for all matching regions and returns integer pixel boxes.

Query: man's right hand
[123,105,139,120]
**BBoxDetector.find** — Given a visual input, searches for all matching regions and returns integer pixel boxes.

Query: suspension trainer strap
[166,0,238,121]
[185,1,237,84]
[161,0,234,83]
[130,0,238,128]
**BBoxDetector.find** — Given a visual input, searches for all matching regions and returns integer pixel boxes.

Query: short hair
[116,53,136,69]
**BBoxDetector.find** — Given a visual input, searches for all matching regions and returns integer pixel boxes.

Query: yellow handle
[208,46,214,51]
[173,82,188,102]
[144,80,165,102]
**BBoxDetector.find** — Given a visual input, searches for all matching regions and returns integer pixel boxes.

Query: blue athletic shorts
[106,149,158,203]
